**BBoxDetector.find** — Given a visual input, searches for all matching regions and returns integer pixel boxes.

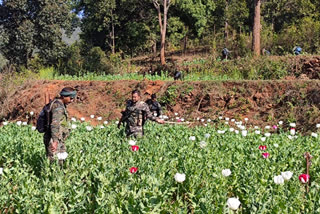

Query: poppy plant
[130,167,138,174]
[299,174,310,183]
[259,145,267,150]
[262,152,270,158]
[131,145,139,151]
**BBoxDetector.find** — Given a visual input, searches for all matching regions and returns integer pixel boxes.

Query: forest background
[1,0,320,78]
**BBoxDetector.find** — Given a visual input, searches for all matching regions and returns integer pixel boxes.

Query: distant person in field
[262,48,271,56]
[222,48,230,60]
[118,90,164,137]
[145,93,162,117]
[293,46,302,55]
[43,87,76,164]
[174,71,182,80]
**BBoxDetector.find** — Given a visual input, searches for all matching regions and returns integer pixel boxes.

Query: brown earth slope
[1,80,320,133]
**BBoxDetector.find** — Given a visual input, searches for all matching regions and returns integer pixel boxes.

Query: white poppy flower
[281,171,293,181]
[239,125,245,130]
[207,119,211,122]
[217,130,225,134]
[189,136,196,141]
[100,125,105,129]
[129,140,136,146]
[174,173,186,183]
[176,117,180,120]
[234,130,239,134]
[225,117,230,121]
[197,117,200,121]
[71,124,77,129]
[204,133,210,138]
[316,124,320,128]
[16,121,22,126]
[290,128,296,136]
[57,152,68,160]
[229,128,234,132]
[0,167,3,175]
[254,126,259,129]
[181,118,185,122]
[265,125,271,129]
[218,116,223,120]
[174,113,178,116]
[288,135,294,140]
[199,141,207,148]
[227,198,241,210]
[274,175,284,184]
[97,117,102,121]
[115,121,119,124]
[81,117,85,121]
[255,130,261,135]
[30,111,34,116]
[264,133,271,137]
[278,121,283,125]
[222,169,231,177]
[311,132,318,138]
[241,130,247,137]
[201,119,205,122]
[90,115,95,119]
[261,137,266,142]
[225,121,229,125]
[231,119,235,122]
[289,123,296,127]
[31,126,36,131]
[2,121,8,126]
[22,122,27,126]
[273,143,279,148]
[244,118,248,121]
[71,117,77,122]
[104,121,108,125]
[204,124,208,127]
[86,126,93,131]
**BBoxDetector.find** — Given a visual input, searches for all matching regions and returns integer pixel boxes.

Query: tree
[153,0,171,65]
[252,0,261,56]
[0,0,75,68]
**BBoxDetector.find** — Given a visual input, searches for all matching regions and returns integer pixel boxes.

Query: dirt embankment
[1,80,320,133]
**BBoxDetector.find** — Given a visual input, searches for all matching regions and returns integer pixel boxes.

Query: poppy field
[0,119,320,213]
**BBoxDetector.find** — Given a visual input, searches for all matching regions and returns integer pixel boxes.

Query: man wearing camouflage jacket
[44,87,76,164]
[118,90,164,137]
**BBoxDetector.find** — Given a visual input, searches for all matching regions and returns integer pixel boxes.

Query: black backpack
[36,100,58,133]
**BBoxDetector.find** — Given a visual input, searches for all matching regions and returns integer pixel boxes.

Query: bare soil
[1,79,320,133]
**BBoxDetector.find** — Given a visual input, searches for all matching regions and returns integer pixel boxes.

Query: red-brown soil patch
[1,80,320,133]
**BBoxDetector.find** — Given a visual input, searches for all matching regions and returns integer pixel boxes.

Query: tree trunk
[252,0,261,56]
[111,11,115,54]
[153,0,170,66]
[224,0,228,47]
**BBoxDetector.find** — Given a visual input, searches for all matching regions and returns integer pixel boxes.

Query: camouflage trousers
[43,132,66,163]
[125,125,144,138]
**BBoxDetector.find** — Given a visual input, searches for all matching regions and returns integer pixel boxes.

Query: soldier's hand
[156,118,164,124]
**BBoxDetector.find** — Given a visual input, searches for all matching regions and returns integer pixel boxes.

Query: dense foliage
[1,0,320,73]
[0,119,320,212]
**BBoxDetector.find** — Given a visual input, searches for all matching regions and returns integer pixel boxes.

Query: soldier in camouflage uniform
[44,87,76,164]
[145,93,162,117]
[118,90,164,137]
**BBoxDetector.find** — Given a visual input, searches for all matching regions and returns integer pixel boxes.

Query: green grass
[1,121,320,213]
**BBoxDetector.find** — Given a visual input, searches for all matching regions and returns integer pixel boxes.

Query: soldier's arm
[51,104,65,142]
